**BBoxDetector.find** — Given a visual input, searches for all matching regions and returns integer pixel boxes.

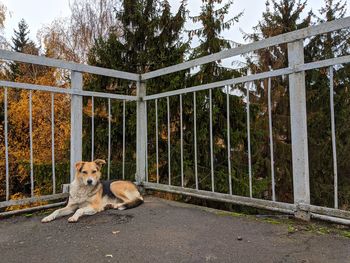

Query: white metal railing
[140,16,350,225]
[0,55,138,213]
[0,17,350,225]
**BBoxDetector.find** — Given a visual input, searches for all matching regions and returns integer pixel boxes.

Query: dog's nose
[87,179,93,185]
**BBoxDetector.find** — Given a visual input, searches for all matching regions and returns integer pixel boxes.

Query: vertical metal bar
[70,71,83,182]
[329,66,338,209]
[247,83,252,198]
[145,101,148,182]
[29,90,34,197]
[51,93,56,194]
[122,100,126,180]
[226,86,232,195]
[180,94,184,187]
[209,89,214,192]
[193,92,198,190]
[91,96,94,161]
[155,99,159,184]
[136,79,147,183]
[4,88,9,201]
[288,40,310,221]
[167,96,171,185]
[107,98,111,180]
[268,78,276,201]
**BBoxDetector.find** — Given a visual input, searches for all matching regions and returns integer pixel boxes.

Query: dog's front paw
[68,216,78,223]
[41,215,54,223]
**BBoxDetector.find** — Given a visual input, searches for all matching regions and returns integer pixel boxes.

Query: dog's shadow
[45,210,134,226]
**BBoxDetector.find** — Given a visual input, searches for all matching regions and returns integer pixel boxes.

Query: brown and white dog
[42,159,143,223]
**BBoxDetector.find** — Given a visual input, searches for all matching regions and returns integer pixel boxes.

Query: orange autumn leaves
[0,64,71,198]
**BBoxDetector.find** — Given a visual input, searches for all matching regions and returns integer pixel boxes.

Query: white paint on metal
[0,202,67,218]
[311,213,350,226]
[194,92,198,190]
[70,71,83,182]
[108,98,111,180]
[4,88,9,201]
[247,83,252,198]
[141,17,350,80]
[329,67,338,209]
[29,90,34,197]
[288,40,310,207]
[51,93,56,194]
[180,94,184,187]
[209,89,214,192]
[0,80,137,101]
[0,49,139,81]
[167,96,171,185]
[268,78,276,202]
[136,80,147,183]
[143,182,296,214]
[145,101,148,182]
[122,100,126,180]
[155,99,159,184]
[226,86,232,195]
[91,96,94,161]
[144,55,350,102]
[0,193,68,209]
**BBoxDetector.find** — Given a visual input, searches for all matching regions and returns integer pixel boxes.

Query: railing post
[136,77,147,184]
[288,40,310,221]
[70,71,83,182]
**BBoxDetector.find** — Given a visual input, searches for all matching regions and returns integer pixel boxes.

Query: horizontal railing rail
[141,16,350,80]
[144,55,350,101]
[0,80,138,101]
[0,193,68,209]
[144,182,296,214]
[0,49,139,81]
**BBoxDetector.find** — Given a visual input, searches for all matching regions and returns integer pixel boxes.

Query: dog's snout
[87,179,93,185]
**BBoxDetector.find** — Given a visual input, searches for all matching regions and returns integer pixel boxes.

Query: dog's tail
[123,196,144,209]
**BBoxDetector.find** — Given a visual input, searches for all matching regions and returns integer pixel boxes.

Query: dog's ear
[75,161,84,172]
[94,159,106,170]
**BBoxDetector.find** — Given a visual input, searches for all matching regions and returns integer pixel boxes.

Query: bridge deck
[0,196,349,263]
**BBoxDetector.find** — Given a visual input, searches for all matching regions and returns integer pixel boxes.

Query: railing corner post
[136,76,147,184]
[288,40,311,221]
[70,70,83,182]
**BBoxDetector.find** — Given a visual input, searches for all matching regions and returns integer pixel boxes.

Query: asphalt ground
[0,196,350,263]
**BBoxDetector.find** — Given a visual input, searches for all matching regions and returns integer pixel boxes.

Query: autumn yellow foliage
[0,59,71,201]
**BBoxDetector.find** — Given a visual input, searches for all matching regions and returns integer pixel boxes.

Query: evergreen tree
[245,0,312,202]
[9,19,32,80]
[12,19,30,52]
[188,0,246,194]
[86,0,188,181]
[305,0,350,208]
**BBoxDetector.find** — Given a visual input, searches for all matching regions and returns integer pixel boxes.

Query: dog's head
[75,159,106,186]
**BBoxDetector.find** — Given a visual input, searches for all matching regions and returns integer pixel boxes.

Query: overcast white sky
[2,0,349,46]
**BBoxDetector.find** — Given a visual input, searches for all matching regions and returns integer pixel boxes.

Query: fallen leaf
[105,254,113,258]
[112,231,120,235]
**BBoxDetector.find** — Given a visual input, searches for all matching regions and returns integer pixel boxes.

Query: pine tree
[190,0,242,82]
[305,0,350,208]
[9,19,31,80]
[86,0,188,181]
[188,0,246,195]
[245,0,312,202]
[12,19,30,52]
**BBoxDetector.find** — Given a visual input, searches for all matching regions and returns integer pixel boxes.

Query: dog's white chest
[69,183,92,205]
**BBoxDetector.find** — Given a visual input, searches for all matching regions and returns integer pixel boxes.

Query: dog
[42,159,143,223]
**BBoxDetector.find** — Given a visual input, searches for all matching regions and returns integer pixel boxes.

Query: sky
[2,0,350,46]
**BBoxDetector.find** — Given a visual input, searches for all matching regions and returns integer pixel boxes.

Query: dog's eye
[82,171,88,174]
[92,170,97,174]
